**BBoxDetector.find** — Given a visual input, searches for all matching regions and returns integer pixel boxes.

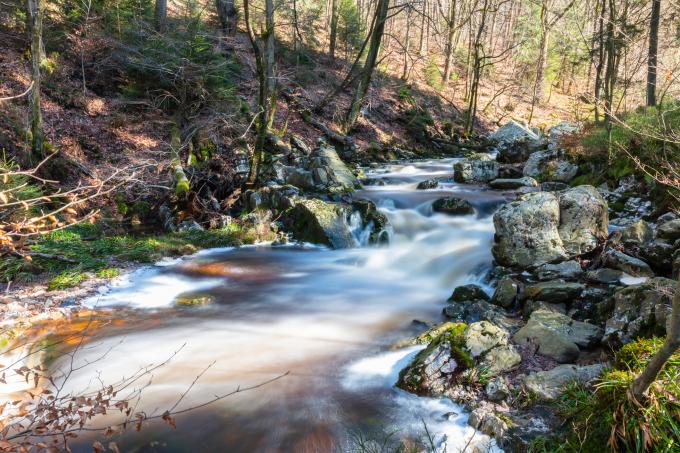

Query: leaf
[162,411,176,429]
[108,442,120,453]
[92,441,105,453]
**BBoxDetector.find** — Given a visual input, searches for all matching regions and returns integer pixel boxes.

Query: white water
[52,158,508,452]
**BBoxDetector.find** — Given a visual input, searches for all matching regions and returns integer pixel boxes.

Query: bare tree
[25,0,44,161]
[345,0,390,132]
[243,0,277,186]
[646,0,661,106]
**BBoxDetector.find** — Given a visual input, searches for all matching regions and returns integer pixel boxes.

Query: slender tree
[442,0,458,83]
[329,0,339,60]
[344,0,389,132]
[646,0,661,106]
[26,0,44,160]
[244,0,277,186]
[216,0,238,35]
[155,0,167,32]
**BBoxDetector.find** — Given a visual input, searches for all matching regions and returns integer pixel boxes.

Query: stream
[60,158,510,452]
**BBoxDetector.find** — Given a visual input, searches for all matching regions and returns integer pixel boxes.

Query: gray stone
[540,181,569,192]
[602,249,654,277]
[558,185,609,256]
[489,177,539,190]
[491,278,518,308]
[480,345,521,376]
[284,198,356,249]
[603,278,675,345]
[454,154,500,183]
[485,376,511,402]
[286,168,316,190]
[548,121,582,151]
[311,167,329,186]
[520,281,585,303]
[432,197,475,215]
[311,144,360,192]
[464,321,509,357]
[514,310,602,363]
[524,150,579,183]
[621,220,654,245]
[416,179,439,190]
[449,284,490,303]
[536,261,583,281]
[523,364,605,400]
[468,407,508,439]
[657,219,680,241]
[586,268,625,284]
[492,192,567,268]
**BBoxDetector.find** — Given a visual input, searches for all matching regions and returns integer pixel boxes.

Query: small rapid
[59,158,508,452]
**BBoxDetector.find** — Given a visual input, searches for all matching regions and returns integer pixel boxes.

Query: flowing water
[58,158,510,452]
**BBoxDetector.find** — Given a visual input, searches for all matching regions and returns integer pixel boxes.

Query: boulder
[432,197,475,215]
[397,323,471,395]
[416,179,439,190]
[490,120,546,163]
[492,186,608,268]
[523,364,605,400]
[311,144,361,192]
[464,321,509,357]
[540,181,569,192]
[602,249,654,277]
[453,154,500,183]
[492,192,567,268]
[586,268,625,285]
[485,376,511,402]
[657,219,680,241]
[468,407,508,439]
[621,220,654,246]
[638,239,675,274]
[520,281,585,303]
[498,163,524,179]
[480,344,521,375]
[351,199,391,245]
[489,177,539,190]
[449,284,490,303]
[523,150,579,183]
[285,198,356,248]
[547,121,582,151]
[603,277,675,345]
[514,310,602,363]
[285,168,315,190]
[491,278,518,308]
[536,261,583,281]
[558,185,608,256]
[444,300,500,323]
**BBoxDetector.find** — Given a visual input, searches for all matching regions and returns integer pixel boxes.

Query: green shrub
[423,57,443,90]
[553,337,680,452]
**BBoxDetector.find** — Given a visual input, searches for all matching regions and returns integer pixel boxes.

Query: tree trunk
[442,0,457,83]
[329,0,338,60]
[154,0,167,32]
[401,8,411,80]
[631,277,680,401]
[533,3,550,104]
[344,0,389,132]
[243,0,276,186]
[216,0,238,35]
[646,0,660,107]
[26,0,44,161]
[465,0,490,135]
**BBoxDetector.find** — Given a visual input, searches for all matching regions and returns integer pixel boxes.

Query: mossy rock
[396,322,472,396]
[175,293,214,306]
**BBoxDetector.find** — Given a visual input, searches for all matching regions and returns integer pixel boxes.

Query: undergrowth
[533,337,679,452]
[0,221,268,290]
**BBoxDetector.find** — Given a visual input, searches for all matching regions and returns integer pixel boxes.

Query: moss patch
[1,222,250,289]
